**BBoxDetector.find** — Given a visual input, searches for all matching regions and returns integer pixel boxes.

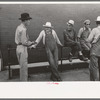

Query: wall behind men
[0,4,100,67]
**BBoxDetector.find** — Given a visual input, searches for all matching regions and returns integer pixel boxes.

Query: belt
[17,43,22,45]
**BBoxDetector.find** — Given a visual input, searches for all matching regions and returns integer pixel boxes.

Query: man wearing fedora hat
[87,16,100,81]
[63,20,88,62]
[15,13,35,81]
[77,19,91,59]
[31,22,63,81]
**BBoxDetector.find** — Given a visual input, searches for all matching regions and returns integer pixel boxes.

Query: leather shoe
[68,53,73,62]
[78,55,88,61]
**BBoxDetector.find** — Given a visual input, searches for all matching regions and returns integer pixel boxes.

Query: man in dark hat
[15,13,35,81]
[87,16,100,81]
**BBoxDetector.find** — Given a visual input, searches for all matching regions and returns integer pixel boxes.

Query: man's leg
[46,49,61,81]
[54,47,58,68]
[80,42,90,59]
[66,42,76,62]
[20,51,28,81]
[81,42,91,51]
[73,42,88,61]
[89,55,99,81]
[98,57,100,81]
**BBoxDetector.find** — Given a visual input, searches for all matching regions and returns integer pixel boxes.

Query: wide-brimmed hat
[95,16,100,22]
[84,19,91,24]
[43,22,53,28]
[66,20,74,26]
[19,13,32,20]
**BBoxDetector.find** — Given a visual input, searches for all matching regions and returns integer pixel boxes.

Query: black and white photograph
[0,1,100,98]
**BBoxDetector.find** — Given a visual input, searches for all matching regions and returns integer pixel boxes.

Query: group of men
[15,13,100,81]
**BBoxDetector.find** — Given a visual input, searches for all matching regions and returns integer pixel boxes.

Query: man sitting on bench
[63,20,88,62]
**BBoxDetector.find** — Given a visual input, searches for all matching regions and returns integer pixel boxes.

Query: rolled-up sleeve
[35,31,43,45]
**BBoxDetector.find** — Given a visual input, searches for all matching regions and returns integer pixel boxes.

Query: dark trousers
[45,47,61,81]
[82,50,90,59]
[89,55,100,81]
[65,42,82,56]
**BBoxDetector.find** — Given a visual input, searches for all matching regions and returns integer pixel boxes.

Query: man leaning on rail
[30,22,63,81]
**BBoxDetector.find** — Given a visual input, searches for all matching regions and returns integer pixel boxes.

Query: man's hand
[29,44,36,49]
[31,41,37,45]
[59,44,63,48]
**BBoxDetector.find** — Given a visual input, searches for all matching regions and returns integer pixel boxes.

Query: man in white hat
[15,13,35,81]
[63,20,88,62]
[31,22,63,81]
[77,19,91,58]
[87,16,100,81]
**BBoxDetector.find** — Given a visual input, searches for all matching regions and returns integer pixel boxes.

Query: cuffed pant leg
[46,49,61,80]
[89,55,99,81]
[20,52,28,81]
[54,47,58,69]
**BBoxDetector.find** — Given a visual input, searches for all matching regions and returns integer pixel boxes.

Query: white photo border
[0,1,100,98]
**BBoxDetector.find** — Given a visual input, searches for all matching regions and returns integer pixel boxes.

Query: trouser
[82,50,90,59]
[89,55,99,81]
[65,42,82,56]
[80,41,91,51]
[16,46,28,81]
[45,47,61,81]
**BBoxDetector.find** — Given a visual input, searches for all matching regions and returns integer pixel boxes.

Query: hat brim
[43,25,53,28]
[95,20,100,22]
[66,22,73,26]
[19,17,32,20]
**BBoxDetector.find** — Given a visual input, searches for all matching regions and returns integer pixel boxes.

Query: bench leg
[8,65,12,79]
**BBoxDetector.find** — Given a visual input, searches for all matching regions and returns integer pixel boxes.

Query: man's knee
[75,42,81,46]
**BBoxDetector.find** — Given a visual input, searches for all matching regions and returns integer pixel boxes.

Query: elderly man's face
[44,27,52,33]
[67,24,73,31]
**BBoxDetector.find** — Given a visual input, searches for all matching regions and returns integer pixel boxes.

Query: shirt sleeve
[53,30,62,46]
[86,28,95,43]
[35,31,43,45]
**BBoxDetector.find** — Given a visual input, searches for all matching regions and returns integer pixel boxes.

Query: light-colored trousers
[89,55,99,81]
[16,45,28,81]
